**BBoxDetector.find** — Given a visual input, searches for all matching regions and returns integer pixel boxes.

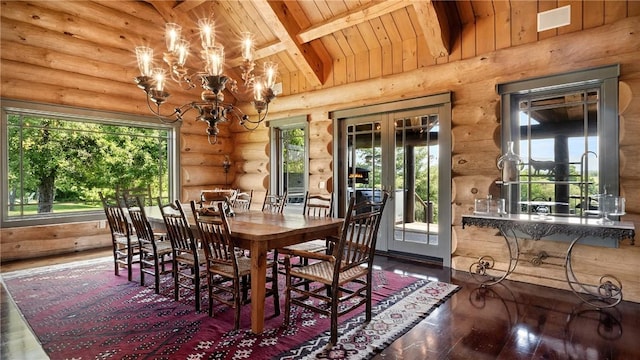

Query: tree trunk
[38,173,55,213]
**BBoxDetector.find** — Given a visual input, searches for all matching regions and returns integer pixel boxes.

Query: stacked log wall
[240,17,640,302]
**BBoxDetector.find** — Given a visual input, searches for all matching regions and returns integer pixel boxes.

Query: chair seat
[142,240,172,256]
[176,249,206,265]
[289,260,368,285]
[280,239,327,254]
[209,257,277,279]
[115,234,138,246]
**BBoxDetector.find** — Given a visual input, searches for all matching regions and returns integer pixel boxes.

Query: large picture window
[497,64,619,216]
[2,100,178,227]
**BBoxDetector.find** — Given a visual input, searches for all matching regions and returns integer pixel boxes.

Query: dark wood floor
[2,249,639,360]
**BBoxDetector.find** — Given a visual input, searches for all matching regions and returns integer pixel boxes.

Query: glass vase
[497,141,522,183]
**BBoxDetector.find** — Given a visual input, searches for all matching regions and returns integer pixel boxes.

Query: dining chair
[125,195,172,294]
[190,201,280,329]
[278,192,334,268]
[99,191,139,281]
[158,199,207,312]
[200,189,236,207]
[232,189,253,211]
[117,184,153,207]
[282,191,389,345]
[261,190,287,213]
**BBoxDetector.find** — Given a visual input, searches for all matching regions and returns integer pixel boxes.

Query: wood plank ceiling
[2,1,635,113]
[132,0,457,103]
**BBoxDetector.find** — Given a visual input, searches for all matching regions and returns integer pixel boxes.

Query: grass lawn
[8,202,102,216]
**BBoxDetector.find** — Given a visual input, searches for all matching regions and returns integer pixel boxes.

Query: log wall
[240,16,640,303]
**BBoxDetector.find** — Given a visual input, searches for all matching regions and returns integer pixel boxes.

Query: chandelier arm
[145,96,181,123]
[145,98,202,124]
[241,103,269,128]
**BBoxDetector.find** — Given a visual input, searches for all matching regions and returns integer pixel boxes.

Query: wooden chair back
[333,191,389,272]
[117,184,153,207]
[200,189,235,205]
[190,201,237,268]
[100,191,131,239]
[232,189,253,211]
[262,190,287,213]
[125,195,155,244]
[303,192,333,217]
[158,199,197,256]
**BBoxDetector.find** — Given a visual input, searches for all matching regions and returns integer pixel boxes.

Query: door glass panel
[394,114,439,246]
[346,122,382,211]
[280,127,306,213]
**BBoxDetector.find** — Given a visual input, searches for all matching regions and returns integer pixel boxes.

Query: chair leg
[330,284,339,345]
[194,267,201,312]
[127,248,133,281]
[208,275,214,317]
[272,264,280,316]
[140,253,145,287]
[240,276,249,303]
[283,258,291,325]
[366,273,372,322]
[113,247,119,276]
[234,287,242,330]
[173,261,180,302]
[153,256,160,294]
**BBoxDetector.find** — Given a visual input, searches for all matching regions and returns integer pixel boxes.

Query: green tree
[8,115,168,214]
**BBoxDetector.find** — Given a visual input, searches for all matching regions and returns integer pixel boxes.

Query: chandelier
[134,16,278,144]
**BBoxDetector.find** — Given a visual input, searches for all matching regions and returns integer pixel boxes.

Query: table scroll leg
[565,236,623,308]
[469,227,520,286]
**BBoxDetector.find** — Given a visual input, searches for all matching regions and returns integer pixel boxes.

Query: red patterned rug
[2,258,458,359]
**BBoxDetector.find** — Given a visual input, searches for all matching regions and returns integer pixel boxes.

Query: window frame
[267,115,309,209]
[497,64,620,215]
[1,99,180,228]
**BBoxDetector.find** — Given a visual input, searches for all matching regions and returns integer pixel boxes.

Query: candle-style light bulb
[241,32,254,61]
[198,18,215,50]
[135,46,153,77]
[175,39,190,66]
[152,68,166,91]
[165,23,181,52]
[205,45,224,76]
[253,77,263,102]
[263,61,277,89]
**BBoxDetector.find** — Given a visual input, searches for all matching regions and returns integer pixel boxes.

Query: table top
[146,206,344,243]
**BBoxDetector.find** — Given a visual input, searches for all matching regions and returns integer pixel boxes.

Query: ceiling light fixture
[134,16,277,144]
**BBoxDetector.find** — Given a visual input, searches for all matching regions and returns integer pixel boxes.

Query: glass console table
[462,214,635,308]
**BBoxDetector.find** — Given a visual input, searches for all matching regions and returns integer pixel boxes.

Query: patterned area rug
[2,258,458,359]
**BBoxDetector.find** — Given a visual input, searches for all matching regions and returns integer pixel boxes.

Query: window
[268,116,308,214]
[1,100,178,227]
[497,64,619,216]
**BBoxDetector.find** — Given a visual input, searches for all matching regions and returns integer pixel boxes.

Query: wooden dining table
[145,206,343,333]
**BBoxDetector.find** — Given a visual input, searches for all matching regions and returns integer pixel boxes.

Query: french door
[334,94,451,265]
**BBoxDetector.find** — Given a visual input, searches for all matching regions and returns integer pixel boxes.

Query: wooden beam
[251,0,328,87]
[173,0,206,13]
[296,0,410,44]
[411,0,451,58]
[144,0,197,31]
[228,40,287,67]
